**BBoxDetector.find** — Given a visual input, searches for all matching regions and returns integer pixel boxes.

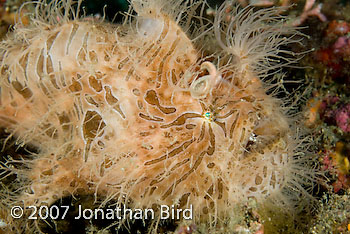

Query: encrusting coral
[0,0,318,233]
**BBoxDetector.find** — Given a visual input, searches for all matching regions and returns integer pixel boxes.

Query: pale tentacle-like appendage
[189,61,223,100]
